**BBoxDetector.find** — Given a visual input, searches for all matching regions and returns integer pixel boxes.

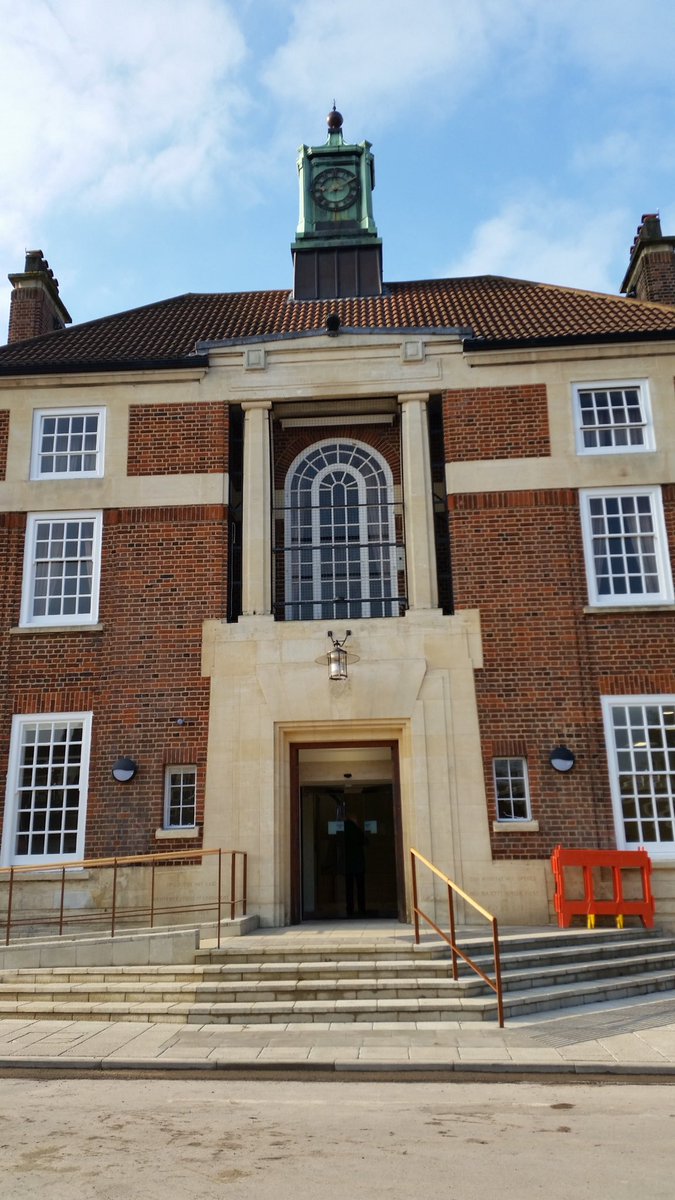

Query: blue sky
[2,0,675,338]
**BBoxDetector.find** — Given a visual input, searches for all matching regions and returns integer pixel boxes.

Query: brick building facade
[1,116,675,928]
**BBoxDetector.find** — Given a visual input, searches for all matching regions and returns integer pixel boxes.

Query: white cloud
[0,1,247,244]
[260,0,675,142]
[446,196,628,293]
[2,0,673,335]
[260,0,673,132]
[261,0,534,127]
[0,0,251,337]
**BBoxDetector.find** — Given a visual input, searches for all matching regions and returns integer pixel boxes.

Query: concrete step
[0,995,488,1025]
[496,949,675,991]
[5,963,675,1027]
[4,949,675,1002]
[195,927,667,967]
[10,933,661,981]
[1,926,674,1025]
[463,934,675,975]
[0,975,485,1004]
[497,966,675,1020]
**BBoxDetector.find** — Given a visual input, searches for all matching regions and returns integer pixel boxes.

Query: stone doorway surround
[201,610,550,928]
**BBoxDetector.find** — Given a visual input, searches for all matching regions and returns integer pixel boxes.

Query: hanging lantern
[326,630,352,680]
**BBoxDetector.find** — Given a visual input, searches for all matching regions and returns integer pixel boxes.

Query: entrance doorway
[301,784,398,919]
[291,742,405,922]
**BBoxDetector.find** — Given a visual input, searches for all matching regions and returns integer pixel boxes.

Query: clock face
[311,166,359,212]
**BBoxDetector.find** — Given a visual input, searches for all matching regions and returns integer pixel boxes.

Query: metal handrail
[0,847,247,950]
[410,848,504,1027]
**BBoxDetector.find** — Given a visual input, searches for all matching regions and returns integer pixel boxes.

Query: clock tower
[292,106,383,301]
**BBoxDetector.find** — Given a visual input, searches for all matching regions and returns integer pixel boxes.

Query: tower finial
[327,103,343,133]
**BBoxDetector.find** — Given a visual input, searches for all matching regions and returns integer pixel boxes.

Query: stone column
[241,400,272,616]
[398,392,438,610]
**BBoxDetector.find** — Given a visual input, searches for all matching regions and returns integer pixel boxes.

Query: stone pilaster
[241,401,272,616]
[398,392,438,610]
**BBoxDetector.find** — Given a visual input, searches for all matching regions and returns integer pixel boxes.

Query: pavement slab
[598,1032,670,1061]
[4,929,675,1078]
[3,998,675,1077]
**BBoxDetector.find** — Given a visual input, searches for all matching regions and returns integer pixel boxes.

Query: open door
[291,742,405,922]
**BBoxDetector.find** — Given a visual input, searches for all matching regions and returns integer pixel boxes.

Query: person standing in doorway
[344,812,367,917]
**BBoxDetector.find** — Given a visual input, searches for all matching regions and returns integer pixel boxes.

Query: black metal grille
[273,498,407,621]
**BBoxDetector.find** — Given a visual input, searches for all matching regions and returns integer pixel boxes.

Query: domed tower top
[326,103,343,140]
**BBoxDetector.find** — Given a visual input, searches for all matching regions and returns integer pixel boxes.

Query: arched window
[284,440,398,620]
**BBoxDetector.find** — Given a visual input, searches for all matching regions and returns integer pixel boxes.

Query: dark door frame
[290,740,405,923]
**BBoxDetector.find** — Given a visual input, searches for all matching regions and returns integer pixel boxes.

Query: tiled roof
[2,275,675,372]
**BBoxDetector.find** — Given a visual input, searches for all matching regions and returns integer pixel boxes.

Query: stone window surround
[162,765,198,832]
[0,711,92,868]
[19,510,103,629]
[573,379,653,455]
[30,406,106,480]
[579,485,673,608]
[240,393,439,618]
[492,756,533,824]
[602,694,675,859]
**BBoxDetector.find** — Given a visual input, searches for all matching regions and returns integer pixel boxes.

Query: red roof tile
[2,275,675,371]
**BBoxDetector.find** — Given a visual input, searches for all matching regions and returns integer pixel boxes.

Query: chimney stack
[620,214,675,306]
[7,250,72,344]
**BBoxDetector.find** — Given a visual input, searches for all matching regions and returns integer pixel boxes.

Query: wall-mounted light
[321,629,362,681]
[549,746,575,773]
[327,630,350,679]
[112,756,138,783]
[315,631,360,679]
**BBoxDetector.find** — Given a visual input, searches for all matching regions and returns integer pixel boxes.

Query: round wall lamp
[549,746,575,773]
[112,756,138,783]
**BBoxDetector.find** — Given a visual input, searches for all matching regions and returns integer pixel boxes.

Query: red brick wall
[7,287,62,343]
[127,402,228,476]
[0,505,227,859]
[272,420,401,486]
[631,249,675,306]
[443,385,550,461]
[0,412,9,479]
[448,485,675,860]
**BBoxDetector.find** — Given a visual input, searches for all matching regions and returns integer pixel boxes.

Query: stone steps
[499,966,675,1019]
[194,929,670,965]
[2,967,675,1025]
[3,937,673,986]
[2,947,675,1003]
[0,926,673,1025]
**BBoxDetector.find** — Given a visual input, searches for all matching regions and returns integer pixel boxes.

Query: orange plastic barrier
[551,845,655,930]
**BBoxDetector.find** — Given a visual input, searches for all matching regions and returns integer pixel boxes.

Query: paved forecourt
[3,921,675,1077]
[2,989,675,1076]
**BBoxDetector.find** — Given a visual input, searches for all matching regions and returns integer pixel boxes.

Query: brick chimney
[7,250,72,344]
[620,214,675,305]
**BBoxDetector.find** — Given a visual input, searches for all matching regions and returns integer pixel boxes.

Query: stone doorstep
[195,928,667,961]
